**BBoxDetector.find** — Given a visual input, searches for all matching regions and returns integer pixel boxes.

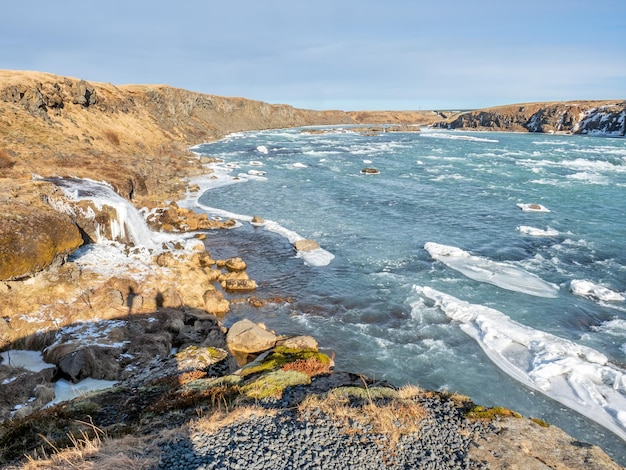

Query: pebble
[154,395,494,469]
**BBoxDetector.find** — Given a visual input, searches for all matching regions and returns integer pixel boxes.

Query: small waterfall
[45,177,159,249]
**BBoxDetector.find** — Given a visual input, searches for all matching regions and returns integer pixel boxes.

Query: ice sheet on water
[47,378,117,407]
[517,203,551,212]
[424,242,559,298]
[517,226,559,237]
[417,285,626,442]
[0,350,53,372]
[570,280,625,302]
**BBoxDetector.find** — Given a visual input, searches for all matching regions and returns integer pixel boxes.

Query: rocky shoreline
[1,70,625,468]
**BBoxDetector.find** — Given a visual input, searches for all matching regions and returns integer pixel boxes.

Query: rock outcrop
[435,100,626,136]
[0,183,83,280]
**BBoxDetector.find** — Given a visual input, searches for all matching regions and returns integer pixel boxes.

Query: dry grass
[102,129,120,146]
[281,356,332,377]
[298,385,428,444]
[190,404,278,435]
[18,421,158,470]
[0,148,14,169]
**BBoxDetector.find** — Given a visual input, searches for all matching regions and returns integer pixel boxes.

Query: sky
[2,0,625,111]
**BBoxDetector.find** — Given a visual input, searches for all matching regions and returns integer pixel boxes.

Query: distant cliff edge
[434,100,626,136]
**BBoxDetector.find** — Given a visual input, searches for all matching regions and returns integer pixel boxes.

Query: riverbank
[1,70,624,468]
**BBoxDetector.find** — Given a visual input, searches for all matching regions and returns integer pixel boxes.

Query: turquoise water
[192,127,626,462]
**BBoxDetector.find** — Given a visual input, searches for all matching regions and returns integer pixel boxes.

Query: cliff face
[0,70,357,279]
[436,100,626,136]
[0,70,355,201]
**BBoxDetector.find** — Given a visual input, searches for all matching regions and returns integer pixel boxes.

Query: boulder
[203,287,230,315]
[118,345,237,389]
[170,310,227,350]
[55,346,122,382]
[293,239,320,252]
[0,201,83,280]
[276,335,319,351]
[221,279,258,292]
[227,319,277,354]
[251,215,265,226]
[224,257,247,272]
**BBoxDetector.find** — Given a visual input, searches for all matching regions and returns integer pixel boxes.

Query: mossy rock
[530,417,550,427]
[466,405,522,421]
[182,374,242,393]
[239,346,331,378]
[241,370,311,400]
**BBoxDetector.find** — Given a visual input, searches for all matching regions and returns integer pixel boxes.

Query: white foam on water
[416,286,626,442]
[592,318,626,336]
[517,226,560,237]
[256,145,269,154]
[291,162,308,169]
[420,130,499,143]
[517,203,551,212]
[566,172,609,185]
[0,350,53,372]
[570,280,625,302]
[424,242,559,298]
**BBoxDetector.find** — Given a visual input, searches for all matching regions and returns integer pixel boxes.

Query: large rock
[226,319,277,354]
[117,345,237,389]
[0,199,83,280]
[293,239,320,252]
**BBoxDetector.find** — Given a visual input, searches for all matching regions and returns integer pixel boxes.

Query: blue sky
[2,0,625,110]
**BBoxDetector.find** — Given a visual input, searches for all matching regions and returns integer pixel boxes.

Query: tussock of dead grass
[298,385,428,444]
[281,356,332,377]
[190,404,279,435]
[19,425,158,470]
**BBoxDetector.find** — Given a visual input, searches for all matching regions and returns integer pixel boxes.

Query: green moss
[239,347,330,378]
[466,405,522,421]
[182,374,242,393]
[241,370,310,400]
[530,417,550,427]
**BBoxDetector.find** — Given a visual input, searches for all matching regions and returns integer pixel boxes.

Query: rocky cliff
[436,100,626,135]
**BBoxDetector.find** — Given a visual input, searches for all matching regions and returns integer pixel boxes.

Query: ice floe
[256,145,269,154]
[517,226,559,237]
[517,203,551,212]
[570,280,625,302]
[424,242,559,298]
[417,286,626,442]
